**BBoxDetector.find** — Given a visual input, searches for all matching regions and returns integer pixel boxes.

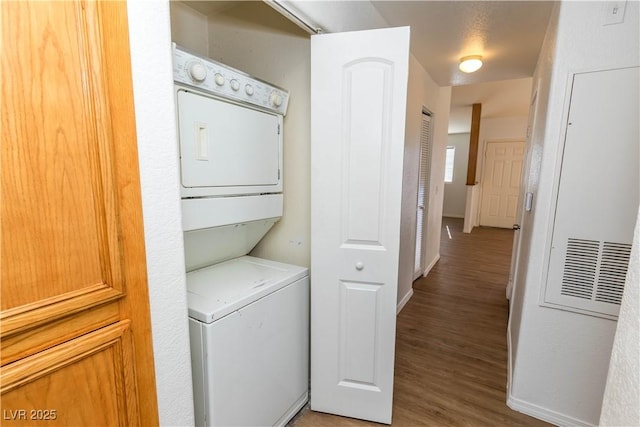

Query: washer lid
[186,255,308,323]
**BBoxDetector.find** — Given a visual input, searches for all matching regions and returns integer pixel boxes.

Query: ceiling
[182,1,555,132]
[185,1,554,87]
[372,1,554,87]
[448,77,533,133]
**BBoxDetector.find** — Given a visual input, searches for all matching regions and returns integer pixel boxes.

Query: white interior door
[479,141,525,228]
[507,86,539,300]
[310,27,410,424]
[415,112,433,279]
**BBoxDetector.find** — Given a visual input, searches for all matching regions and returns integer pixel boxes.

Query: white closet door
[415,113,433,279]
[310,27,410,424]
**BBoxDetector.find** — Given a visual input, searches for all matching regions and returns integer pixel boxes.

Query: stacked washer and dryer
[173,45,309,427]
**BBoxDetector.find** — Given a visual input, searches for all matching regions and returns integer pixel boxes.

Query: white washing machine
[173,44,308,426]
[187,256,309,427]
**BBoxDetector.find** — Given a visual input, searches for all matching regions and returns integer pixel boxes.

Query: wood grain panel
[0,0,123,311]
[0,284,121,339]
[1,322,136,426]
[1,301,120,366]
[466,103,482,186]
[1,1,158,423]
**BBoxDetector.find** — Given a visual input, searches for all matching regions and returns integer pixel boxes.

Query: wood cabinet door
[1,1,159,425]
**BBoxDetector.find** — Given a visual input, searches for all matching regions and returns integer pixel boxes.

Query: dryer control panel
[173,44,289,116]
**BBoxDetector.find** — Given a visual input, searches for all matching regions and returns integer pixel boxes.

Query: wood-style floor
[293,217,551,427]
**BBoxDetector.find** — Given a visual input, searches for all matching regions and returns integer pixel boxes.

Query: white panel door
[415,113,433,279]
[310,27,410,424]
[507,85,539,300]
[479,141,525,228]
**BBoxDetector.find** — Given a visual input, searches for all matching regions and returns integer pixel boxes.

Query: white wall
[449,77,533,134]
[170,1,208,56]
[127,2,195,425]
[443,133,469,218]
[397,54,451,309]
[203,2,312,268]
[508,2,640,425]
[600,208,640,427]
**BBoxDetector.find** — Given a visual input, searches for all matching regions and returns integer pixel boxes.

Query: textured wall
[508,1,639,425]
[443,133,470,218]
[397,55,451,310]
[600,209,640,426]
[205,2,312,268]
[170,1,209,56]
[127,2,195,425]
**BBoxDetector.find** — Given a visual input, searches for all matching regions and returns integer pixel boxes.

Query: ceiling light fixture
[459,55,483,73]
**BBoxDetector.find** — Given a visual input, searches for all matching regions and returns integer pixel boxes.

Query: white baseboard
[423,254,440,277]
[507,394,596,427]
[396,289,413,314]
[442,213,465,219]
[396,255,441,314]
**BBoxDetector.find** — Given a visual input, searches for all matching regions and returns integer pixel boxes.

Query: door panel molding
[1,321,139,426]
[1,321,131,393]
[0,285,123,339]
[1,301,120,366]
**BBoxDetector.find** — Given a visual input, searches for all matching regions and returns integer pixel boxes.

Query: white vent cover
[595,242,632,304]
[560,238,631,305]
[543,67,638,319]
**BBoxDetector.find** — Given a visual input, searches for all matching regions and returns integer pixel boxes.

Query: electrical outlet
[603,1,626,25]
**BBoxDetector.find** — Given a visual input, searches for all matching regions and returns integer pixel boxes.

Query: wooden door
[479,141,525,228]
[310,27,410,424]
[1,1,158,425]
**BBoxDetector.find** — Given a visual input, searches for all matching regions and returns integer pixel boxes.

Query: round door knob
[187,61,207,82]
[355,262,364,271]
[230,79,240,91]
[214,73,225,86]
[513,224,521,230]
[245,84,254,96]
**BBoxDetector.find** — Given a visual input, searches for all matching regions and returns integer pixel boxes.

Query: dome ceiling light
[459,55,483,73]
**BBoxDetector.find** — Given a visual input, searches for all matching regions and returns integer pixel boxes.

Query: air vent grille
[595,242,632,304]
[561,238,599,299]
[560,238,631,306]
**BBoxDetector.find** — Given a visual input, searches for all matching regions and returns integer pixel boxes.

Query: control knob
[230,79,240,91]
[214,73,225,86]
[187,61,207,83]
[270,91,283,108]
[245,84,254,96]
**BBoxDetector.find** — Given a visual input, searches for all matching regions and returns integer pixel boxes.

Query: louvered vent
[595,242,632,304]
[560,238,631,306]
[561,238,599,299]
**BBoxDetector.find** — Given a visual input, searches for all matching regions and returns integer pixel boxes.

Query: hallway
[294,218,549,426]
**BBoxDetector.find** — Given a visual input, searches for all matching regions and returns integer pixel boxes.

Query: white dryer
[173,44,308,427]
